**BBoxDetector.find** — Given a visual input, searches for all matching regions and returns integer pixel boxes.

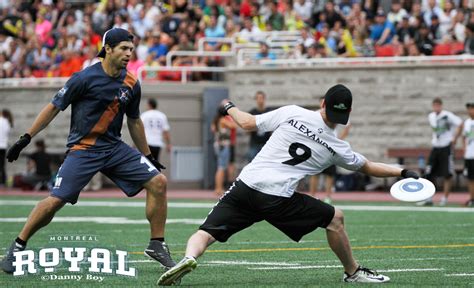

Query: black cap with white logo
[324,84,352,125]
[97,28,134,58]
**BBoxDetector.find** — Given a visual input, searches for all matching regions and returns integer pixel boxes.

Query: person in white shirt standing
[461,102,474,207]
[0,109,13,186]
[158,84,420,285]
[423,98,462,206]
[140,99,171,161]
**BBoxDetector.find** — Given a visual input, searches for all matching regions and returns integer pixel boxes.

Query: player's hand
[6,133,31,162]
[401,169,419,179]
[146,154,166,171]
[219,101,235,116]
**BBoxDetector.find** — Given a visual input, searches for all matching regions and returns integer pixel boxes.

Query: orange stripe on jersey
[71,97,120,151]
[123,71,137,89]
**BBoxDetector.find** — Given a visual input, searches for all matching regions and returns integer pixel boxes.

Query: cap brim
[97,47,106,58]
[326,109,349,125]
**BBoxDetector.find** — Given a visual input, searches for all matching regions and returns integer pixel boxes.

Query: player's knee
[149,174,167,194]
[327,208,345,232]
[40,197,65,214]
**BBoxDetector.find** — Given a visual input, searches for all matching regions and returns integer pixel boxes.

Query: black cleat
[144,241,175,269]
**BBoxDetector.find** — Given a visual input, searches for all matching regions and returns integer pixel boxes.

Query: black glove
[220,101,236,116]
[6,133,31,162]
[146,154,166,172]
[401,169,419,179]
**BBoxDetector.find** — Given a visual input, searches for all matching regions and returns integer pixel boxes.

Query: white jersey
[140,109,170,148]
[0,117,11,149]
[238,105,366,198]
[463,118,474,159]
[428,110,462,148]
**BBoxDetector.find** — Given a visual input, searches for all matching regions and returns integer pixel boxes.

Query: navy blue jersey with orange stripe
[51,62,140,151]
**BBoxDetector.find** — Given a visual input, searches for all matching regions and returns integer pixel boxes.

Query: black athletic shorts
[321,165,336,176]
[427,145,453,178]
[199,180,335,243]
[465,159,474,180]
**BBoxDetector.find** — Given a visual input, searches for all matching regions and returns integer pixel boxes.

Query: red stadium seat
[374,45,396,57]
[432,44,451,55]
[450,42,465,55]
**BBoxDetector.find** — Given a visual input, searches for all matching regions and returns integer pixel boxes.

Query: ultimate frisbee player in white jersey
[158,84,419,285]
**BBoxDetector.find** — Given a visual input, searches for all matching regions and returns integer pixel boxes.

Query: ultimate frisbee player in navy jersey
[1,28,175,274]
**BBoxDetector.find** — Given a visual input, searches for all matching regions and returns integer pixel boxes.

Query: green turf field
[0,195,473,287]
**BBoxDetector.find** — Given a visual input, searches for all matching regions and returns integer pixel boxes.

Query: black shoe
[1,241,25,274]
[144,241,175,269]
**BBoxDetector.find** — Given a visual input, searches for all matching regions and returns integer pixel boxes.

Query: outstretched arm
[27,103,61,137]
[359,160,418,179]
[224,102,257,131]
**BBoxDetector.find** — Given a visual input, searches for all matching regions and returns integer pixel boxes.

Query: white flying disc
[390,178,435,202]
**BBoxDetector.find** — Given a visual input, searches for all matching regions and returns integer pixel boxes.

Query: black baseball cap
[324,84,352,125]
[466,102,474,108]
[97,28,134,58]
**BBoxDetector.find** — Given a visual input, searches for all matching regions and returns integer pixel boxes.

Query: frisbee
[390,178,435,202]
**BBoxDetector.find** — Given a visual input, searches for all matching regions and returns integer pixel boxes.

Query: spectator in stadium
[247,91,272,161]
[158,85,420,285]
[461,102,474,207]
[267,0,285,31]
[424,0,443,27]
[429,15,444,43]
[212,105,237,196]
[127,50,144,77]
[415,23,435,55]
[239,17,263,42]
[204,15,225,48]
[0,109,12,186]
[311,0,346,29]
[293,0,313,23]
[0,28,175,274]
[370,11,396,46]
[420,97,462,206]
[299,26,316,48]
[388,0,409,27]
[451,11,466,43]
[255,41,277,62]
[141,98,171,162]
[22,139,51,191]
[465,23,474,54]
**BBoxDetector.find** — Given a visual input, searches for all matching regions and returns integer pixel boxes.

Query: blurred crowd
[0,0,473,79]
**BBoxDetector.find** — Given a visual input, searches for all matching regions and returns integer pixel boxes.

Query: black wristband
[23,133,32,141]
[401,169,408,178]
[223,101,235,114]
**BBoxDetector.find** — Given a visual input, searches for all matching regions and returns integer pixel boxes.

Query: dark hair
[432,97,443,105]
[35,139,46,151]
[2,109,13,127]
[148,98,157,109]
[255,91,266,98]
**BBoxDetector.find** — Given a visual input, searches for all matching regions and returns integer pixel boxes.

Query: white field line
[1,200,474,213]
[0,217,204,225]
[445,273,474,277]
[202,260,299,266]
[249,266,443,272]
[249,265,343,270]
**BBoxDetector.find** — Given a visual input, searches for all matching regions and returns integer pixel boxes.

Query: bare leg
[215,168,225,196]
[143,174,168,238]
[227,163,235,184]
[325,208,358,275]
[18,196,65,241]
[443,178,452,199]
[185,230,216,259]
[309,175,318,197]
[325,175,334,200]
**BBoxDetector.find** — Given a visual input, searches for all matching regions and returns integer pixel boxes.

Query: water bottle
[418,155,425,175]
